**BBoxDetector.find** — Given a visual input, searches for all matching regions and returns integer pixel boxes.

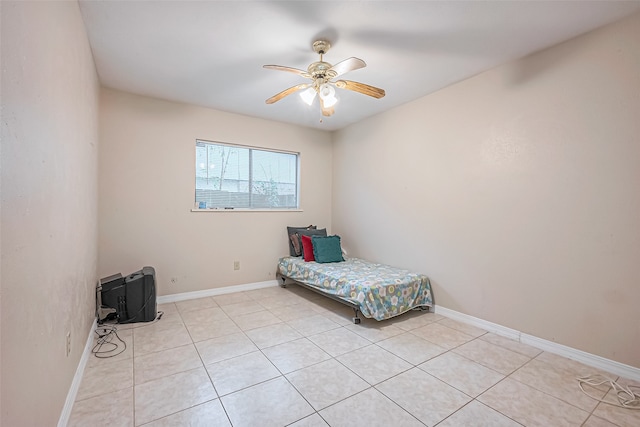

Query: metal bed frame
[276,271,363,324]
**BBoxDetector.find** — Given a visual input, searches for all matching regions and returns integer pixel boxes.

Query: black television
[98,266,157,323]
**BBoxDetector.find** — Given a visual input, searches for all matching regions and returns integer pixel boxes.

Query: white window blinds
[195,140,299,209]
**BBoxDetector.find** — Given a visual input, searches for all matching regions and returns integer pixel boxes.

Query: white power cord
[577,374,640,410]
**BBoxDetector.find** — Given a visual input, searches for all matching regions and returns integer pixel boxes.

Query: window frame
[193,139,301,212]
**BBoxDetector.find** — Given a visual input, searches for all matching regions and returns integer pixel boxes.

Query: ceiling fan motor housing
[309,41,337,84]
[308,61,337,83]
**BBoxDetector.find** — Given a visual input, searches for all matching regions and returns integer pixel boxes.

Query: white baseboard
[434,305,640,382]
[58,318,97,427]
[156,279,279,304]
[57,280,277,425]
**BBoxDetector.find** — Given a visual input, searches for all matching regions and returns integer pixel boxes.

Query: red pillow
[301,234,315,262]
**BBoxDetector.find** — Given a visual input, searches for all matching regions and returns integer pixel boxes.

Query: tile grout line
[146,301,230,426]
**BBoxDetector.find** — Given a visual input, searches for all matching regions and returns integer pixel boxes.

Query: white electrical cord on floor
[577,374,640,409]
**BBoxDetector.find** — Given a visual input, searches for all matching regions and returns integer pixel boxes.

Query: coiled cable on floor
[92,311,164,358]
[577,374,640,409]
[92,324,126,358]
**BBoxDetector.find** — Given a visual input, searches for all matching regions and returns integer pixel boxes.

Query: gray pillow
[291,228,327,257]
[286,225,317,256]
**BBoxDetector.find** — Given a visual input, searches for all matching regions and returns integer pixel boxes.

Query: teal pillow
[312,235,344,263]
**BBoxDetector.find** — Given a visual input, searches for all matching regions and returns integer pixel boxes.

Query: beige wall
[332,13,640,367]
[1,1,100,425]
[99,89,332,295]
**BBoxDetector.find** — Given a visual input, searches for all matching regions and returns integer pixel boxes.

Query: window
[195,140,299,209]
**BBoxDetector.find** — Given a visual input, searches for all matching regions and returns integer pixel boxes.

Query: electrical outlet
[66,332,71,357]
[233,261,240,270]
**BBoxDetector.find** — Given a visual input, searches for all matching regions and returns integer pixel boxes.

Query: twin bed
[276,255,433,324]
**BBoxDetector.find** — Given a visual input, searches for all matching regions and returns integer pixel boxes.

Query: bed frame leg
[276,273,286,288]
[352,308,361,324]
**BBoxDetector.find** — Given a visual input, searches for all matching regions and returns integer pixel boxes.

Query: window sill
[191,208,303,213]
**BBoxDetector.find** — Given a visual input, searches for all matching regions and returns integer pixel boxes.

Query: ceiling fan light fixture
[319,83,338,107]
[300,87,317,105]
[323,94,338,108]
[319,83,335,99]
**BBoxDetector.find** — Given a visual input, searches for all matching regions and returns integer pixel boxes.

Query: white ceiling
[78,1,640,131]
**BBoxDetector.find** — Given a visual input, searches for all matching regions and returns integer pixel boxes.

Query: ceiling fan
[264,40,385,117]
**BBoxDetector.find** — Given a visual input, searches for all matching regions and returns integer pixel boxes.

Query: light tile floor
[69,285,640,426]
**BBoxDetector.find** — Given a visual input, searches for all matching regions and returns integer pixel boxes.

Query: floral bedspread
[277,257,433,321]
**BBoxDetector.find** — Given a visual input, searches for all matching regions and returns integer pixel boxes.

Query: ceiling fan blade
[328,57,366,77]
[319,97,335,117]
[263,65,310,78]
[265,84,311,104]
[335,80,385,99]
